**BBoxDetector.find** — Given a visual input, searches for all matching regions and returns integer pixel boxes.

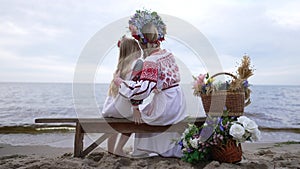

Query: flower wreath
[129,9,166,44]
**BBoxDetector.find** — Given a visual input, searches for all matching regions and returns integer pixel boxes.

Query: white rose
[237,116,250,125]
[189,138,199,149]
[229,123,245,139]
[243,119,258,133]
[251,128,261,141]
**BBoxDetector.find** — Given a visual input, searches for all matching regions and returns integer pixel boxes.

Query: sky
[0,0,300,85]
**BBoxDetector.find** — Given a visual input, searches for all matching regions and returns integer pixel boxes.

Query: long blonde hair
[108,38,141,97]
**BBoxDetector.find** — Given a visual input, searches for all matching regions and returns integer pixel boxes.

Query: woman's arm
[118,60,158,102]
[129,59,144,106]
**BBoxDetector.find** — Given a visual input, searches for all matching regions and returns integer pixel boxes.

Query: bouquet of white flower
[178,110,260,164]
[230,116,261,143]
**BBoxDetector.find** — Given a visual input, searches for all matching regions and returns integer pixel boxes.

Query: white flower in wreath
[243,119,258,133]
[189,138,199,149]
[229,123,245,139]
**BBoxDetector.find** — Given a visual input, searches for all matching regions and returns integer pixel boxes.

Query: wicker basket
[200,72,246,116]
[211,139,242,163]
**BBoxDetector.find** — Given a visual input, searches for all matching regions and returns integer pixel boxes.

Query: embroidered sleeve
[119,80,156,103]
[129,59,144,105]
[119,60,158,104]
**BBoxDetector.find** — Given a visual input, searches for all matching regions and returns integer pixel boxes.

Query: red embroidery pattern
[140,61,158,82]
[157,53,180,88]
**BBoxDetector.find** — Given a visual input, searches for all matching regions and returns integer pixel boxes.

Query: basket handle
[210,72,237,80]
[210,72,249,108]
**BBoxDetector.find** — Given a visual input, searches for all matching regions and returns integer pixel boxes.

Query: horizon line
[0,81,299,86]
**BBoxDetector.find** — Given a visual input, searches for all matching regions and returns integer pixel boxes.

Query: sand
[0,142,299,169]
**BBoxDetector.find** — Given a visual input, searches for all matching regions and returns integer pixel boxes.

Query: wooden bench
[35,117,206,158]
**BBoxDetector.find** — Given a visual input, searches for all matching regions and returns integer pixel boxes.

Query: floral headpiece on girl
[117,35,126,48]
[129,9,166,44]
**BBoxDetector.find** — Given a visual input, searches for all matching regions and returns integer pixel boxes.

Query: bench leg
[81,133,113,158]
[74,122,84,157]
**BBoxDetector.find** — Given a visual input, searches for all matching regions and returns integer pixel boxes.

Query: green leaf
[151,11,157,16]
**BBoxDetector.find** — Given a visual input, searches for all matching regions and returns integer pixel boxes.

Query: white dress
[119,49,187,157]
[102,59,143,119]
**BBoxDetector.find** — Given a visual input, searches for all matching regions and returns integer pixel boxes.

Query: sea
[0,83,299,148]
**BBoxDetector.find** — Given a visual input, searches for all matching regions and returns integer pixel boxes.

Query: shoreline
[1,131,299,150]
[1,125,300,134]
[1,142,299,169]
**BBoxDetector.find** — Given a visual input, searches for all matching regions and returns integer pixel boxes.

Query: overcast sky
[1,0,300,85]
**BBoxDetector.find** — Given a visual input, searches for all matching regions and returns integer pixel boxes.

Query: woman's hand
[133,108,142,124]
[113,77,123,86]
[113,71,124,86]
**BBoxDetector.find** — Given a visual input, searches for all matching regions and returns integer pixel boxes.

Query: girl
[102,37,143,156]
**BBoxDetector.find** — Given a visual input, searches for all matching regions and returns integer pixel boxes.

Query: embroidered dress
[102,59,143,119]
[119,49,187,157]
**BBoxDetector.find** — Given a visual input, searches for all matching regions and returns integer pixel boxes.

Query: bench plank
[35,117,205,124]
[35,117,206,157]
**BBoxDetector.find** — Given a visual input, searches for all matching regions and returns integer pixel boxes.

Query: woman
[114,10,187,157]
[102,36,143,156]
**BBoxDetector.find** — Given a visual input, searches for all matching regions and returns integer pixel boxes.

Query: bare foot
[114,150,126,157]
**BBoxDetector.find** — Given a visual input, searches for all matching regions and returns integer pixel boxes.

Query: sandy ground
[0,142,299,169]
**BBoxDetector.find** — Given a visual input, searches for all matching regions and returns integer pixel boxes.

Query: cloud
[0,48,74,82]
[265,1,300,30]
[0,0,299,85]
[0,21,28,35]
